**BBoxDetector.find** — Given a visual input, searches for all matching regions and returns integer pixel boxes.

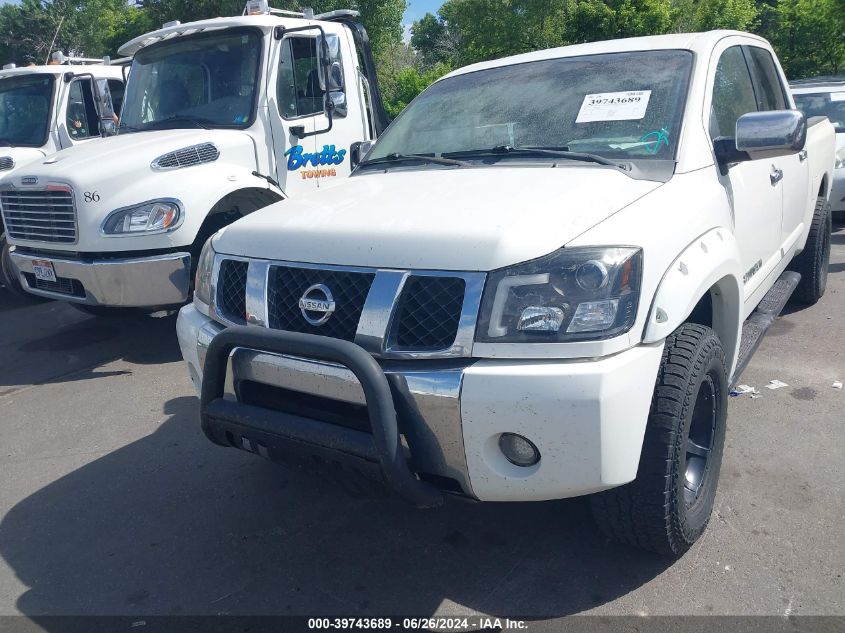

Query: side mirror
[717,110,806,164]
[350,140,374,169]
[328,61,343,92]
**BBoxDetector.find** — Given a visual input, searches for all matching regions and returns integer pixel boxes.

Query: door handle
[770,166,783,185]
[798,149,808,162]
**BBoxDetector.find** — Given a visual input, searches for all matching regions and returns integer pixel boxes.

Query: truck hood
[214,166,663,271]
[0,147,47,177]
[5,129,256,184]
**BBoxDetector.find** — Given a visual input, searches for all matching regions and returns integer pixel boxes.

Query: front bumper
[177,304,664,503]
[10,249,191,307]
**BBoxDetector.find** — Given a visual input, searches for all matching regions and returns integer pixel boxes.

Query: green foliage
[0,0,405,64]
[381,60,451,118]
[758,0,845,77]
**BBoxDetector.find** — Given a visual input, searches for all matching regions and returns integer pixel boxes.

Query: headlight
[194,237,216,307]
[476,246,643,343]
[835,148,845,169]
[101,199,182,235]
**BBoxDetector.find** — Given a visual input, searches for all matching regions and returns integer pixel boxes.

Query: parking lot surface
[0,223,843,620]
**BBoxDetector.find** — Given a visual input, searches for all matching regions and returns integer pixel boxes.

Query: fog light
[499,433,540,467]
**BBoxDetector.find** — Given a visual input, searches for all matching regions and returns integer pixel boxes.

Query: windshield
[119,29,263,132]
[0,74,55,147]
[367,50,693,164]
[793,91,845,132]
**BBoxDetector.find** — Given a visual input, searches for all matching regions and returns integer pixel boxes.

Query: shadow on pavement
[0,395,671,618]
[0,298,182,390]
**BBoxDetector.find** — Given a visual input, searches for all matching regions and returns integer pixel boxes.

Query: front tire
[789,196,831,305]
[1,232,27,297]
[590,324,728,556]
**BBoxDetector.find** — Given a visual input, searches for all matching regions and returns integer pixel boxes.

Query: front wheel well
[190,187,283,255]
[680,278,741,376]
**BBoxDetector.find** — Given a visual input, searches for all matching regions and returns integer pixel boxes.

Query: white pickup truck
[177,30,835,555]
[0,57,125,293]
[0,2,386,313]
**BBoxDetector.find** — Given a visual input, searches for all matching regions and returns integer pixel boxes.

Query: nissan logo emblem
[298,283,336,326]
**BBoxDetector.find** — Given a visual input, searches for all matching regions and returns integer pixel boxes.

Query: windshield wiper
[359,152,470,168]
[138,115,216,131]
[0,137,12,147]
[444,145,620,168]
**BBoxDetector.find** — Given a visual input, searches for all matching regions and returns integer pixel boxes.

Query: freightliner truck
[0,55,125,294]
[0,0,387,314]
[178,31,835,555]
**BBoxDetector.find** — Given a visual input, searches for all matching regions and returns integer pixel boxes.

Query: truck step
[731,271,801,386]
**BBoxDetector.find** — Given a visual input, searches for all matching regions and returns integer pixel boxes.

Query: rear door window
[745,46,787,111]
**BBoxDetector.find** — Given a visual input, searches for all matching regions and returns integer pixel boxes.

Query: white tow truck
[178,31,835,555]
[0,55,125,293]
[0,1,387,314]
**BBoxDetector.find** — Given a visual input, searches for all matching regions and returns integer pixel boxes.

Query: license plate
[31,259,57,283]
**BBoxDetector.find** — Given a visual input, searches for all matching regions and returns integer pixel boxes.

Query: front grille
[393,276,466,350]
[217,259,248,324]
[267,266,375,341]
[152,143,220,170]
[0,157,14,171]
[21,272,85,297]
[1,189,77,243]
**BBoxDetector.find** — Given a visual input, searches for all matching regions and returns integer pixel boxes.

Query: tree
[759,0,845,78]
[410,12,449,66]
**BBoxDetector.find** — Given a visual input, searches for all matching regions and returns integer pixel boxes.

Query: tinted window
[0,74,54,147]
[277,36,325,118]
[66,80,98,140]
[793,92,845,130]
[710,46,757,139]
[107,79,125,115]
[120,30,262,131]
[746,47,787,111]
[368,50,694,161]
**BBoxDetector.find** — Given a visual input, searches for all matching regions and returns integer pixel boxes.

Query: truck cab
[0,57,125,293]
[0,3,386,311]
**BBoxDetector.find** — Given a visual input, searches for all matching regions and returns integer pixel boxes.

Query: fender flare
[643,228,744,376]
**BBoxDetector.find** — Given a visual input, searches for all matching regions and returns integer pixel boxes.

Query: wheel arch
[643,228,744,376]
[191,187,284,253]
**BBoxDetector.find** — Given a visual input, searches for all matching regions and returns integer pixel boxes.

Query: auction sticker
[576,90,652,123]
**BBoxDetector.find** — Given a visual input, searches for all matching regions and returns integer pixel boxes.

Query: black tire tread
[590,323,726,555]
[789,196,831,305]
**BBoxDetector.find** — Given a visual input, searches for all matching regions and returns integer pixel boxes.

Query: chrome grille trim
[0,186,78,244]
[151,143,220,171]
[208,254,486,360]
[0,157,14,171]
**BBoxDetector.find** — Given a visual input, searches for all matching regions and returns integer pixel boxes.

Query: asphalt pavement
[0,222,843,621]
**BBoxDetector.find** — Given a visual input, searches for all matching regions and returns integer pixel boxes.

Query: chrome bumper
[10,249,191,307]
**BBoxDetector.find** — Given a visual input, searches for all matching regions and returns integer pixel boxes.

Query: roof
[443,30,768,80]
[0,64,123,80]
[790,77,845,94]
[118,13,342,57]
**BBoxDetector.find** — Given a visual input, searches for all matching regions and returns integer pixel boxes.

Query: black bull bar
[200,326,445,509]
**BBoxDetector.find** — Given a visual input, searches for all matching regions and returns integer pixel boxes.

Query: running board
[731,271,801,387]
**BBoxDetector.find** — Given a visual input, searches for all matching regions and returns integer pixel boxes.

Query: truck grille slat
[1,189,77,243]
[393,276,466,350]
[267,266,374,342]
[217,260,249,324]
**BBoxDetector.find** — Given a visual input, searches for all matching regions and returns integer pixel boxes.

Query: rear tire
[590,324,728,556]
[1,232,28,297]
[789,197,831,305]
